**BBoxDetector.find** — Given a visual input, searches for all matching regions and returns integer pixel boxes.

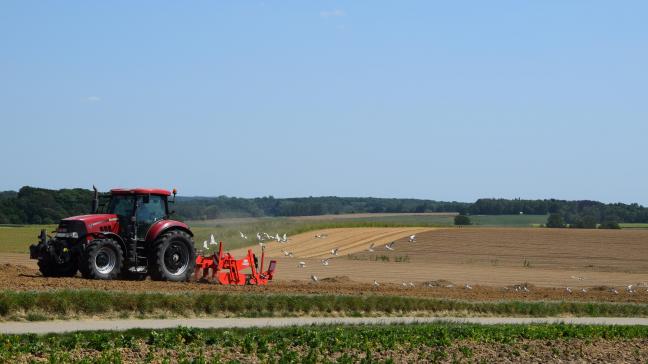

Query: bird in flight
[385,242,395,251]
[209,234,217,246]
[240,232,248,240]
[202,240,209,250]
[368,243,375,252]
[311,274,319,282]
[321,258,330,266]
[298,261,306,268]
[330,248,339,256]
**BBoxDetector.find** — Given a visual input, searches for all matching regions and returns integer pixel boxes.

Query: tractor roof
[110,188,172,196]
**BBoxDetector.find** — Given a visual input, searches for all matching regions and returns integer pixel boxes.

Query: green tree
[454,215,472,225]
[600,220,621,229]
[546,213,565,228]
[581,214,598,229]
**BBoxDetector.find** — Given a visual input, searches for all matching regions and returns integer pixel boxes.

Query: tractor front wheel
[80,239,124,280]
[149,230,196,282]
[37,255,78,277]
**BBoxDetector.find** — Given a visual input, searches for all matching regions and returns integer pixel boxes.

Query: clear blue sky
[1,1,646,204]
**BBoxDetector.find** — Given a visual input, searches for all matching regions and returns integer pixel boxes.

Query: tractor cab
[103,188,173,240]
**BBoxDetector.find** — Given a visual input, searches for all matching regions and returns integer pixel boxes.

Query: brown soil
[2,227,647,303]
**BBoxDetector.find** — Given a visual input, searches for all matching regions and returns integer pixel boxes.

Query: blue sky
[1,1,646,204]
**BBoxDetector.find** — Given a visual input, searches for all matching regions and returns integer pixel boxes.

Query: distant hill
[1,186,647,225]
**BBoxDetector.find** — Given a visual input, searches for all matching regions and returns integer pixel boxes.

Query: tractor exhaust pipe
[91,185,99,213]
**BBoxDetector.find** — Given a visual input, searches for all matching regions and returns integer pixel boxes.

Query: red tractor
[29,187,196,281]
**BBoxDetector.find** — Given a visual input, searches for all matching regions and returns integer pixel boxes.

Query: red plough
[195,241,276,285]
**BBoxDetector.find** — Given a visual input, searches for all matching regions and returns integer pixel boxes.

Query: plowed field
[2,227,648,302]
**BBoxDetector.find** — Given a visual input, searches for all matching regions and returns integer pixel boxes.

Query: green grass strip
[2,290,648,320]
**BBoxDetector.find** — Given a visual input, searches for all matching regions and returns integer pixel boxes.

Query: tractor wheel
[79,239,124,280]
[149,230,196,282]
[37,256,78,277]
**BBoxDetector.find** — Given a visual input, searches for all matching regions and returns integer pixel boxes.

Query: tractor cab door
[135,195,167,240]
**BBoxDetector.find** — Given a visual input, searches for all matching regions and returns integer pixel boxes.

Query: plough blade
[195,241,276,285]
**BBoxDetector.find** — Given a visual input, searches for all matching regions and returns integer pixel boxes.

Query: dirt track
[2,227,648,303]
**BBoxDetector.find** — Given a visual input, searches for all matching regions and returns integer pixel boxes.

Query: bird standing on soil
[373,280,380,287]
[256,233,263,241]
[565,287,573,294]
[570,275,584,281]
[298,261,306,268]
[321,258,330,266]
[281,233,288,243]
[330,248,339,256]
[581,288,588,293]
[464,284,473,290]
[408,282,415,288]
[385,242,395,251]
[368,243,375,252]
[311,274,319,282]
[408,235,416,243]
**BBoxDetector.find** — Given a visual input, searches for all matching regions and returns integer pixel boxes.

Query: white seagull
[321,258,330,266]
[566,287,572,294]
[464,284,473,290]
[408,235,416,243]
[368,243,375,252]
[373,280,380,287]
[385,242,395,251]
[275,233,281,242]
[202,240,209,250]
[298,261,306,268]
[330,248,339,256]
[256,232,263,241]
[240,232,248,240]
[281,233,288,243]
[209,234,218,246]
[311,274,319,282]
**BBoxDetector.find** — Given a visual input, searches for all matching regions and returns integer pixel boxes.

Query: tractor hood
[62,214,118,226]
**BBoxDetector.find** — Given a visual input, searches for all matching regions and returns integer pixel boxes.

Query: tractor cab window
[136,195,167,239]
[107,195,135,217]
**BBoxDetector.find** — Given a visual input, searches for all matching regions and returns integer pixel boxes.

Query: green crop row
[2,323,648,363]
[2,290,648,321]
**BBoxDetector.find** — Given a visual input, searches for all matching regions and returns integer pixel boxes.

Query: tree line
[1,186,647,225]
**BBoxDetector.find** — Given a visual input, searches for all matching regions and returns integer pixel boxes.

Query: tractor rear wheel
[79,239,124,280]
[149,230,196,282]
[37,256,78,277]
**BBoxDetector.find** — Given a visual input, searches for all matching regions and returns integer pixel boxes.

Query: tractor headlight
[55,232,79,239]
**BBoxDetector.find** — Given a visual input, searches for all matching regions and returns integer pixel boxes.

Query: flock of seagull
[201,232,645,295]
